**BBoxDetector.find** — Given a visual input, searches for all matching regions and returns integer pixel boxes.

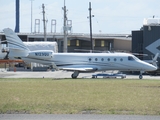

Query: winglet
[152,53,159,67]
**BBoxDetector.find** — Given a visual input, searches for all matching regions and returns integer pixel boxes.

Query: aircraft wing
[59,65,98,72]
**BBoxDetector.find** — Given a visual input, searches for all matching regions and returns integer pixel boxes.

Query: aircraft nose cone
[146,64,157,71]
[151,65,157,71]
[140,61,157,71]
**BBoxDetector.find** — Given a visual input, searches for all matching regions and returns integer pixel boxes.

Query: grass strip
[0,78,160,115]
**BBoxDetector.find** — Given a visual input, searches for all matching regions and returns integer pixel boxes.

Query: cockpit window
[128,56,135,61]
[133,56,139,61]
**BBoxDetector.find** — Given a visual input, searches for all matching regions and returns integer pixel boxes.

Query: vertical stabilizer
[3,28,29,58]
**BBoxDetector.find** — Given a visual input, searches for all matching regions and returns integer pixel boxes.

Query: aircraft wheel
[71,74,77,79]
[139,75,143,79]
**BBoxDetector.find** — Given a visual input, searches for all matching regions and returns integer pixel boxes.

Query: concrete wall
[114,39,131,52]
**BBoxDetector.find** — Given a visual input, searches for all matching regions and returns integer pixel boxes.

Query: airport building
[0,32,131,53]
[132,18,160,69]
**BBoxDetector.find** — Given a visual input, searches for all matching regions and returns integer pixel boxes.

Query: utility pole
[62,0,68,52]
[89,2,93,52]
[42,4,47,41]
[30,0,33,33]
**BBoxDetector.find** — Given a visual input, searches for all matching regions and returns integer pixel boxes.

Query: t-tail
[3,28,54,65]
[3,28,30,59]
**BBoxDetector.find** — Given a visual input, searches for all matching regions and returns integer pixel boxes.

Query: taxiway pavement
[0,71,160,79]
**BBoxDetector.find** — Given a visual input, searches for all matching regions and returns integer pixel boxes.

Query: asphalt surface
[1,114,160,120]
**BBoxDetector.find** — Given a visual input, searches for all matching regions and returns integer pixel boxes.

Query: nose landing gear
[139,71,144,79]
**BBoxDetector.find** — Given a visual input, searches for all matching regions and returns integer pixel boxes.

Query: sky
[0,0,160,34]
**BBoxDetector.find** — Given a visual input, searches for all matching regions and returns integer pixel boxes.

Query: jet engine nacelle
[28,50,53,60]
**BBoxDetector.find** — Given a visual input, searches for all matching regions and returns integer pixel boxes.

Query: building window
[101,40,105,47]
[76,40,79,46]
[67,40,70,46]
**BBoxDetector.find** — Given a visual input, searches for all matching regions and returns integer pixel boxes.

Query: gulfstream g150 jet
[3,28,157,79]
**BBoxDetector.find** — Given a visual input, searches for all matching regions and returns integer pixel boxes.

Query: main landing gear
[139,74,143,79]
[71,71,79,79]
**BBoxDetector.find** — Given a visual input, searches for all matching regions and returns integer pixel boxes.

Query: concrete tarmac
[0,71,160,79]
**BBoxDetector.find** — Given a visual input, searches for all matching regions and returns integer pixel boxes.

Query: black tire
[139,75,143,79]
[71,74,77,79]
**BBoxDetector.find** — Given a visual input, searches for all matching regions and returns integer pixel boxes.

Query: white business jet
[3,28,157,79]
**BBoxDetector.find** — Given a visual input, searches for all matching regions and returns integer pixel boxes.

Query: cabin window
[95,58,98,61]
[101,58,104,61]
[128,56,134,61]
[108,58,110,61]
[89,58,92,61]
[114,58,117,61]
[120,58,123,61]
[133,56,139,61]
